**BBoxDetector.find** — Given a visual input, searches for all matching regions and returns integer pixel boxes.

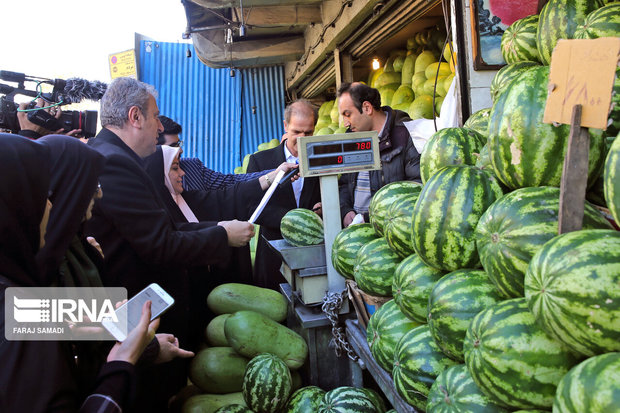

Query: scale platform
[267,238,328,305]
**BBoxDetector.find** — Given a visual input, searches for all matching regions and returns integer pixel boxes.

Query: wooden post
[558,104,590,234]
[334,48,343,91]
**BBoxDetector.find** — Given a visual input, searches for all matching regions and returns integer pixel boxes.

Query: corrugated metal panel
[138,41,285,173]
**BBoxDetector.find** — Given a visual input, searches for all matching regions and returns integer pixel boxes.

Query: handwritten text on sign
[544,38,620,129]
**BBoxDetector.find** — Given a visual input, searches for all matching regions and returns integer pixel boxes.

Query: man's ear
[127,106,141,128]
[362,101,373,116]
[283,119,288,133]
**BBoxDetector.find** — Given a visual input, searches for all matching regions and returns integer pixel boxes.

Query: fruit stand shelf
[345,319,418,413]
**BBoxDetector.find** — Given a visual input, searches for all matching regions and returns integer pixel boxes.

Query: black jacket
[339,107,421,221]
[247,140,321,290]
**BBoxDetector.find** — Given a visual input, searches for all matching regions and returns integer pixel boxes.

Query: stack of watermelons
[329,1,620,411]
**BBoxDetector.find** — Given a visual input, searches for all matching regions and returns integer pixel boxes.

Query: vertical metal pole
[320,175,345,297]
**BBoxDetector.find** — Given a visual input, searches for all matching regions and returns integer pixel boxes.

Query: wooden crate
[345,279,390,330]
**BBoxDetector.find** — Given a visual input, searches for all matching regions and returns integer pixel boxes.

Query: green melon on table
[536,0,604,65]
[501,14,541,64]
[420,127,486,183]
[426,364,511,413]
[488,65,606,190]
[354,237,403,296]
[525,229,620,357]
[464,298,579,410]
[331,223,379,279]
[242,353,292,413]
[189,347,250,393]
[411,165,504,271]
[463,107,491,137]
[384,192,420,258]
[366,299,420,372]
[392,254,445,323]
[392,325,459,410]
[489,61,539,103]
[368,181,423,236]
[213,405,253,413]
[574,2,620,39]
[553,352,620,413]
[283,386,326,413]
[475,186,612,299]
[318,387,379,413]
[604,132,620,222]
[427,269,503,362]
[280,208,323,246]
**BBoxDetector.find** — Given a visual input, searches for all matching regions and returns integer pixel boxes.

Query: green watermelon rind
[384,193,420,258]
[242,353,292,413]
[573,3,620,39]
[317,387,378,413]
[501,14,541,64]
[283,386,326,413]
[331,224,379,279]
[281,208,324,247]
[354,238,403,297]
[368,181,423,236]
[604,132,620,223]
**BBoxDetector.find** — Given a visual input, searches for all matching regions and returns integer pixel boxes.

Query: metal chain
[321,290,359,361]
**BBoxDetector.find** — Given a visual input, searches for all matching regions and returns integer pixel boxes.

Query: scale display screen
[312,140,372,155]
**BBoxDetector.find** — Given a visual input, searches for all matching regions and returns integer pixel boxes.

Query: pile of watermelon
[329,1,620,411]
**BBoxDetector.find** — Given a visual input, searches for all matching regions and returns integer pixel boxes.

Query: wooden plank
[334,48,343,90]
[341,53,353,83]
[558,104,590,234]
[189,0,322,9]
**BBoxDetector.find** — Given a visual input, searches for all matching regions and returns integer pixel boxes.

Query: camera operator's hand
[17,102,52,137]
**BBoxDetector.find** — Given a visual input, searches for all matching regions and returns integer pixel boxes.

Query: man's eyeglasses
[169,140,183,148]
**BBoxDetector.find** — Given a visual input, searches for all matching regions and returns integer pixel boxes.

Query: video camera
[0,70,107,138]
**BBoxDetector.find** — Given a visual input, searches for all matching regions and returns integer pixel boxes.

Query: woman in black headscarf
[0,134,159,413]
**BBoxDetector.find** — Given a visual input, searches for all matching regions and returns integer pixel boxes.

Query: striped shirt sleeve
[180,158,270,191]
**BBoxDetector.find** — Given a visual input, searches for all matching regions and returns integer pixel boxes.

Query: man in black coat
[247,100,322,291]
[85,77,255,411]
[337,82,422,227]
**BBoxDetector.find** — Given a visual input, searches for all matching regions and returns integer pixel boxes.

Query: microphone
[53,78,108,104]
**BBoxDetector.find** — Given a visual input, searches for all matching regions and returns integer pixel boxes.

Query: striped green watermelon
[318,387,378,413]
[475,186,612,299]
[512,411,549,413]
[536,0,604,64]
[488,65,606,190]
[359,388,387,413]
[392,325,459,410]
[411,165,504,271]
[604,132,620,222]
[420,127,487,183]
[489,61,539,103]
[366,299,420,372]
[283,386,326,413]
[427,270,503,361]
[553,352,620,412]
[280,208,323,246]
[501,14,541,64]
[354,238,403,296]
[463,108,491,137]
[476,144,491,170]
[573,3,620,39]
[524,229,620,356]
[392,254,445,323]
[331,224,379,279]
[242,353,292,413]
[369,181,423,236]
[426,364,511,413]
[214,405,254,413]
[464,298,580,410]
[384,193,420,258]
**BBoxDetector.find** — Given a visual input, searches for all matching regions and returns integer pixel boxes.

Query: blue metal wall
[138,41,285,173]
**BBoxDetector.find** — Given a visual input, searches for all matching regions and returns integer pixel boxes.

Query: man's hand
[107,301,160,365]
[343,211,357,228]
[17,103,51,136]
[87,236,104,258]
[154,334,194,364]
[312,202,322,217]
[218,220,255,247]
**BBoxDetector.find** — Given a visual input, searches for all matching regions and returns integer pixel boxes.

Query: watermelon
[604,132,620,223]
[318,387,378,413]
[392,254,445,323]
[283,386,326,413]
[369,181,423,236]
[427,270,503,362]
[475,186,612,299]
[242,353,292,413]
[524,229,620,356]
[488,65,606,190]
[384,192,420,258]
[536,0,604,65]
[553,352,620,413]
[411,165,504,271]
[213,405,253,413]
[392,325,459,410]
[359,388,387,413]
[280,208,323,246]
[476,144,491,170]
[574,2,620,39]
[464,298,579,410]
[420,127,487,183]
[354,238,403,296]
[426,364,511,413]
[501,14,541,64]
[366,299,420,372]
[463,108,491,137]
[331,223,379,279]
[489,61,539,103]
